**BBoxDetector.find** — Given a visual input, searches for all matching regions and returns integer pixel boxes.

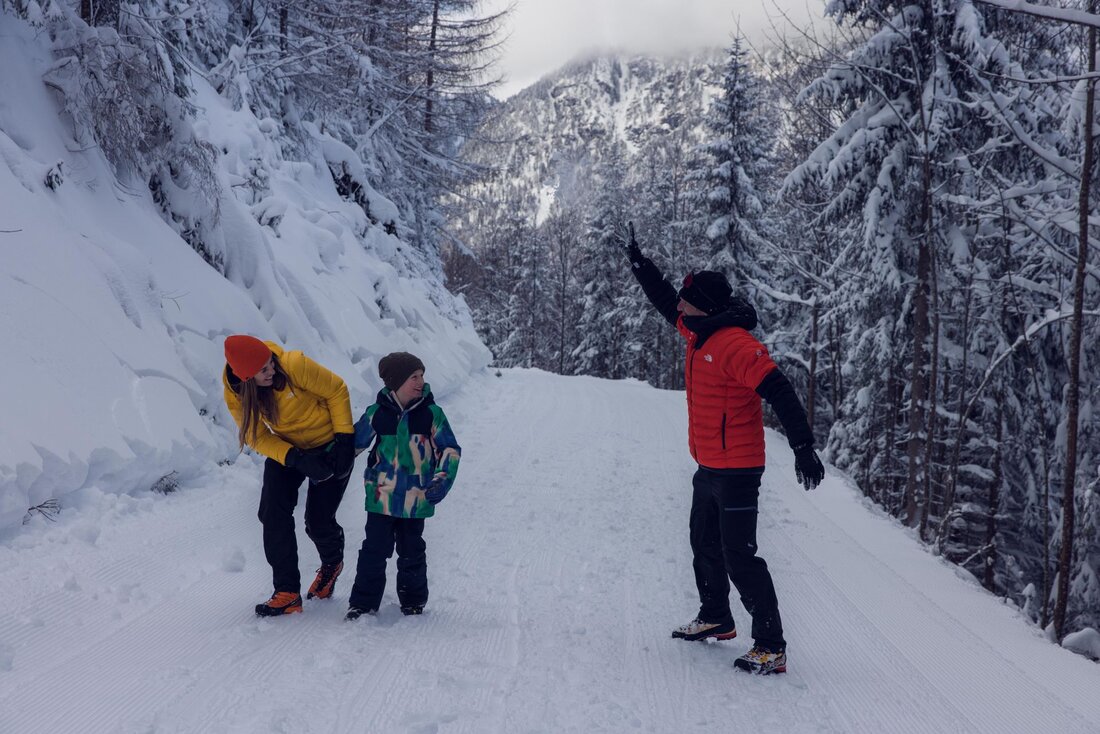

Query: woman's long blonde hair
[233,355,293,449]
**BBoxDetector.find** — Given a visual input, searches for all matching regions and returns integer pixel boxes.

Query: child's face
[395,369,426,405]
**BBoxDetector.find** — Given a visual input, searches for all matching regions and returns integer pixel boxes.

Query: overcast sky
[482,0,826,99]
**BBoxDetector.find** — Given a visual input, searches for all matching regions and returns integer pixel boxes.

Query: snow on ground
[3,369,1099,734]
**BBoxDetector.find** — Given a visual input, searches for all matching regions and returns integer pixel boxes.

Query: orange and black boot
[307,561,344,600]
[255,591,303,617]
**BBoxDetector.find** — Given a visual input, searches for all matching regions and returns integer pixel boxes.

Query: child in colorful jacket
[345,352,461,620]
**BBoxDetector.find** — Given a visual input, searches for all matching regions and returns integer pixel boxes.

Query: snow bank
[1063,627,1100,661]
[0,15,489,530]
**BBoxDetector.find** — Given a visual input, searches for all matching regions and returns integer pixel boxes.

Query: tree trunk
[425,0,440,134]
[919,248,941,540]
[936,271,973,550]
[280,5,288,56]
[886,368,899,509]
[904,151,933,525]
[985,397,1004,592]
[831,318,841,423]
[807,298,819,433]
[1053,14,1096,641]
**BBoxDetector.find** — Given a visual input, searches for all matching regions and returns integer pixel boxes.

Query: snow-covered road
[3,369,1098,733]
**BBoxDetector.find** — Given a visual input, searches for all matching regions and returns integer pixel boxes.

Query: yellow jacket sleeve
[282,352,355,435]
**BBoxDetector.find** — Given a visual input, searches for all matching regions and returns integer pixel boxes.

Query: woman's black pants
[258,457,350,593]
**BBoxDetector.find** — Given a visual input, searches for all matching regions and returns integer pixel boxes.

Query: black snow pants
[258,456,350,593]
[348,511,427,612]
[690,466,786,651]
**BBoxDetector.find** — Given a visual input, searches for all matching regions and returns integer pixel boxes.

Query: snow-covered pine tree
[690,35,776,299]
[789,0,1004,523]
[541,205,584,376]
[789,0,1099,639]
[625,131,697,388]
[498,224,557,370]
[572,141,631,379]
[770,37,855,446]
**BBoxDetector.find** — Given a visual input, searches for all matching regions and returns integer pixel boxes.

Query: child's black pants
[349,511,427,611]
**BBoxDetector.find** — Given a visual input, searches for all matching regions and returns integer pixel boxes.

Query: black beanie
[677,270,733,315]
[378,352,425,391]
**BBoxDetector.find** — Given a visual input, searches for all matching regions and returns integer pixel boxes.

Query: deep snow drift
[0,14,489,530]
[3,369,1098,734]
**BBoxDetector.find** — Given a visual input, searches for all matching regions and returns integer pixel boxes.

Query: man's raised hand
[617,221,643,266]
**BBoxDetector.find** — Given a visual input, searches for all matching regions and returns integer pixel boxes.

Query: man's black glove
[285,447,335,483]
[616,221,643,266]
[793,443,825,491]
[331,433,356,479]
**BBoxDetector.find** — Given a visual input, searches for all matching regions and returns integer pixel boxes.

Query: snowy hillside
[454,51,722,225]
[0,13,489,531]
[4,369,1099,733]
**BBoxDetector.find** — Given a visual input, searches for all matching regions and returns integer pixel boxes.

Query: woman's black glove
[793,443,825,491]
[285,447,335,483]
[332,433,356,479]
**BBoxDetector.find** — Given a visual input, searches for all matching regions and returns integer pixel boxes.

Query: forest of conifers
[447,2,1100,642]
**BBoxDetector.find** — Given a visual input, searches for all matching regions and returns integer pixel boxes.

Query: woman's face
[253,357,276,387]
[395,369,425,406]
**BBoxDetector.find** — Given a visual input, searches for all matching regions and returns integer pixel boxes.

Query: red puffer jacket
[677,315,777,468]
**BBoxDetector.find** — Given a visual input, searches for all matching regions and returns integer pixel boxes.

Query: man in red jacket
[622,225,824,675]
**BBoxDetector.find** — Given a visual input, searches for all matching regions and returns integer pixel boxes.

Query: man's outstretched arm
[622,223,679,326]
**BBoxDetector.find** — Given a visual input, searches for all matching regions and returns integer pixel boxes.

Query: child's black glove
[285,447,335,483]
[793,444,825,491]
[424,476,448,505]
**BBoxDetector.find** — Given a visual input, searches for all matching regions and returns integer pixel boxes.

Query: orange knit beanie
[224,335,272,380]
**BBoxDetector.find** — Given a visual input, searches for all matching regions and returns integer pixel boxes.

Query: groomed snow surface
[4,369,1099,734]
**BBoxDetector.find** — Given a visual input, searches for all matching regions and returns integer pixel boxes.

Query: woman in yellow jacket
[223,335,356,617]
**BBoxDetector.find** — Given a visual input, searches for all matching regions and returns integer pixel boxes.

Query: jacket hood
[681,297,758,347]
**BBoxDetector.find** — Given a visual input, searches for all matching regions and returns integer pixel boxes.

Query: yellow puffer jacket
[222,342,354,464]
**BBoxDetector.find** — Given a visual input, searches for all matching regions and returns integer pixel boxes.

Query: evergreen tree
[573,142,630,378]
[691,36,776,296]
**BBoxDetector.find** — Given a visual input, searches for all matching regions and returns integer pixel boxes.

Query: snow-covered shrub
[149,138,223,273]
[41,5,192,178]
[22,499,60,525]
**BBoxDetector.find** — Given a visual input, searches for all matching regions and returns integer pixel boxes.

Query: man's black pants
[690,466,785,651]
[258,457,350,593]
[348,511,427,612]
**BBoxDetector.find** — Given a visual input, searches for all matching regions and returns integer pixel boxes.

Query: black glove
[331,433,356,479]
[793,443,825,491]
[424,476,447,505]
[285,447,335,483]
[624,221,643,265]
[614,220,643,265]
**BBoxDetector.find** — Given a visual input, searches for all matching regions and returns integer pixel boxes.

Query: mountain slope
[0,12,489,530]
[454,51,722,226]
[3,369,1097,733]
